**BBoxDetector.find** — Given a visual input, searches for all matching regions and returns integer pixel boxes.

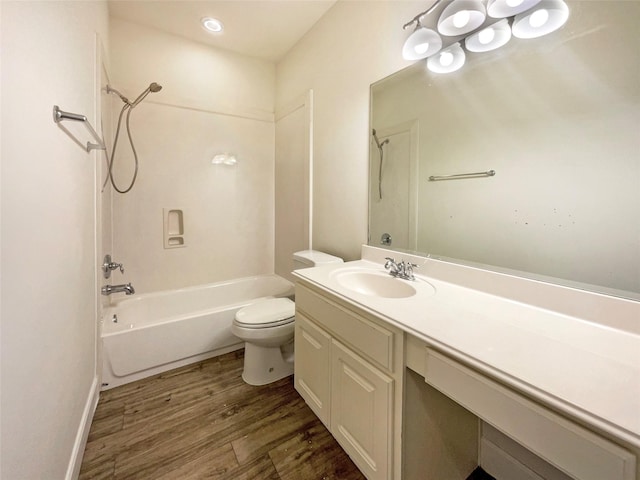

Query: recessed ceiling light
[201,17,223,33]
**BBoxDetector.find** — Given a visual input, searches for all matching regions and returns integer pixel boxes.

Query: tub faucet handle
[102,254,124,278]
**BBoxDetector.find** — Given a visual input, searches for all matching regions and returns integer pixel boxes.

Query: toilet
[232,250,343,386]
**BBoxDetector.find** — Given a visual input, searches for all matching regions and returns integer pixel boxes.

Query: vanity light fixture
[512,0,569,38]
[437,0,486,36]
[427,42,466,73]
[201,17,224,33]
[211,153,237,165]
[402,0,569,74]
[402,23,443,60]
[465,18,512,52]
[487,0,542,18]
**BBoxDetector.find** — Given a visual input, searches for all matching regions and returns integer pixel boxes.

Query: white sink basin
[333,270,431,299]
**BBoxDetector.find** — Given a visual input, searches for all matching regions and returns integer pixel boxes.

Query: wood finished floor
[79,350,365,480]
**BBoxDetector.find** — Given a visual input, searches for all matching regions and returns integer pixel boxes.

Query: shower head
[372,129,389,149]
[130,82,163,107]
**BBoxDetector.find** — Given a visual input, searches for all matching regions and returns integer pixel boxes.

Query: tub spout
[101,283,135,296]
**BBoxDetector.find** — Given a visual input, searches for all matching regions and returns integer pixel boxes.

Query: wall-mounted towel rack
[53,105,106,152]
[429,169,496,181]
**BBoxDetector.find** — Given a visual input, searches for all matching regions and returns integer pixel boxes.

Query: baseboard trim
[65,376,100,480]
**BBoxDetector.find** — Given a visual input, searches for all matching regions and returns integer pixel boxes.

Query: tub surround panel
[110,19,275,122]
[109,99,275,294]
[109,19,276,294]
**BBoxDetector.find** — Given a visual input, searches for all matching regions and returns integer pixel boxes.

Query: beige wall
[108,19,276,294]
[1,1,108,477]
[276,1,422,261]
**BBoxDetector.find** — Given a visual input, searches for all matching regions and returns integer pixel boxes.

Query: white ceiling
[108,0,337,62]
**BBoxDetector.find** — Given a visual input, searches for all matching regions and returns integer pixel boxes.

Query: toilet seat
[234,298,295,329]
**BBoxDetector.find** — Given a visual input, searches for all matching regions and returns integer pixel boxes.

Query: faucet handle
[102,254,124,278]
[385,257,403,277]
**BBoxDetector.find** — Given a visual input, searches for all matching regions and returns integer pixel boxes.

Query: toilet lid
[235,298,295,329]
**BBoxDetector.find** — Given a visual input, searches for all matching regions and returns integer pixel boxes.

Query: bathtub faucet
[101,283,135,296]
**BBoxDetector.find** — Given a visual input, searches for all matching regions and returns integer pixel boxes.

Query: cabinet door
[331,339,393,480]
[294,313,332,427]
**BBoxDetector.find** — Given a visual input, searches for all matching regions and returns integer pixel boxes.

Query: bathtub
[101,274,294,390]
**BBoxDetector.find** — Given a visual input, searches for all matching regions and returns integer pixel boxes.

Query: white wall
[276,1,422,260]
[108,19,276,294]
[1,1,108,478]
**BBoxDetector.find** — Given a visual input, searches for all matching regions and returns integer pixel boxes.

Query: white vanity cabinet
[294,282,404,480]
[406,335,638,480]
[293,251,640,480]
[295,312,332,426]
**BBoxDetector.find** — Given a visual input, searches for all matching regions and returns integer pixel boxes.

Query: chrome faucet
[102,254,124,279]
[101,283,135,296]
[384,257,417,281]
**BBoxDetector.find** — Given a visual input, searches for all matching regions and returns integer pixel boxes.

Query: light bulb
[202,17,224,33]
[506,0,524,7]
[440,51,454,67]
[529,8,549,27]
[427,43,465,73]
[414,42,430,55]
[512,0,568,38]
[403,26,442,60]
[438,0,486,36]
[453,10,471,28]
[478,27,496,44]
[466,19,511,52]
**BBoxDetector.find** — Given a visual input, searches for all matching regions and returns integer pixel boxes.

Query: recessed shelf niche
[163,208,185,249]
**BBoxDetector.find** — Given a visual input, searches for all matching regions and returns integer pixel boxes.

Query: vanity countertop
[293,257,640,449]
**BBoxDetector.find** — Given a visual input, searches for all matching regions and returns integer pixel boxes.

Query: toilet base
[242,340,294,386]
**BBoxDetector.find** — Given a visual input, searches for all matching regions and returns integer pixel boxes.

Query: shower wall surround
[109,19,276,294]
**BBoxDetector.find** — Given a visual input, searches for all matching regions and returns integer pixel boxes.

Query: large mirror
[369,0,639,299]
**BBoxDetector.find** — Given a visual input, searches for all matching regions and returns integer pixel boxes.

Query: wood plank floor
[80,350,365,480]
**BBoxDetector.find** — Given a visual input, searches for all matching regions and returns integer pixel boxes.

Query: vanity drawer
[424,348,636,480]
[296,284,394,371]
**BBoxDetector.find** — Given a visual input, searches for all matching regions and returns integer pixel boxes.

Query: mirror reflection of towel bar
[53,105,106,152]
[429,170,496,181]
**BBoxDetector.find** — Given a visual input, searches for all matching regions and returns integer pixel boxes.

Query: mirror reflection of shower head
[372,129,389,149]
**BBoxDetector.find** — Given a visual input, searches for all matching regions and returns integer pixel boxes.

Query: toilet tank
[292,250,343,270]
